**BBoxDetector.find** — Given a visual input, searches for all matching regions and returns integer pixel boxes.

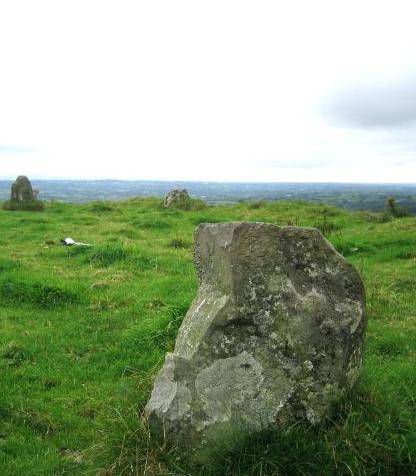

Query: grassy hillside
[0,198,415,475]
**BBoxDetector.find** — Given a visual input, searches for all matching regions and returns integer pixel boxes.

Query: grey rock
[11,175,35,202]
[163,189,191,209]
[3,176,44,211]
[145,222,366,459]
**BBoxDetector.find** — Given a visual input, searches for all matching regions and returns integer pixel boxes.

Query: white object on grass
[61,237,92,246]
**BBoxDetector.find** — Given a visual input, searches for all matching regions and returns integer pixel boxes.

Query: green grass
[3,198,45,211]
[0,199,415,475]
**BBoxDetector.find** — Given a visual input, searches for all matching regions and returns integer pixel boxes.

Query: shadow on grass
[94,386,416,476]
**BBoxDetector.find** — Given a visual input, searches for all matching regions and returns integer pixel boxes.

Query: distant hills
[0,180,416,213]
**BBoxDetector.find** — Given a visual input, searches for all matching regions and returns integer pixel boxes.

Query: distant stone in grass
[145,222,367,460]
[162,189,195,209]
[3,175,44,211]
[11,175,34,201]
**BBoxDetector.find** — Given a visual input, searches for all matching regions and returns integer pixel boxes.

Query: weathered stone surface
[163,189,191,208]
[145,222,366,458]
[11,175,35,202]
[3,176,44,211]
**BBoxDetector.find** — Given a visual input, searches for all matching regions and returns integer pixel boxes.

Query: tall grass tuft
[0,278,80,308]
[87,243,129,266]
[313,214,341,237]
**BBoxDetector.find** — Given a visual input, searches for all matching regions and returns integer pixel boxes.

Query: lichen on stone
[145,222,367,459]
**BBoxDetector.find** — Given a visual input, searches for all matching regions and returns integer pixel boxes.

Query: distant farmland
[1,179,416,212]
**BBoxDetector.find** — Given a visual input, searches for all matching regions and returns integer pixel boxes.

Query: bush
[3,199,44,211]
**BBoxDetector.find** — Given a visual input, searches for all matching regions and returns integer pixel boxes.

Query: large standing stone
[145,222,366,459]
[163,189,191,209]
[11,175,35,202]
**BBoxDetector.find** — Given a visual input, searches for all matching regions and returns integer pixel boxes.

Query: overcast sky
[1,1,416,182]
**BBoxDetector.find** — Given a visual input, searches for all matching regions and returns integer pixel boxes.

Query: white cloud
[0,1,416,182]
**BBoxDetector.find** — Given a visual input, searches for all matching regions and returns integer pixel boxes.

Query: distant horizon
[1,177,416,186]
[2,176,416,212]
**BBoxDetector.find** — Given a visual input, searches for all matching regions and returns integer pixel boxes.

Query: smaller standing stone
[11,176,35,202]
[163,189,191,209]
[3,176,44,211]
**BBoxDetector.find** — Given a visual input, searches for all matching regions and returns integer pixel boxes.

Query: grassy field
[0,198,415,475]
